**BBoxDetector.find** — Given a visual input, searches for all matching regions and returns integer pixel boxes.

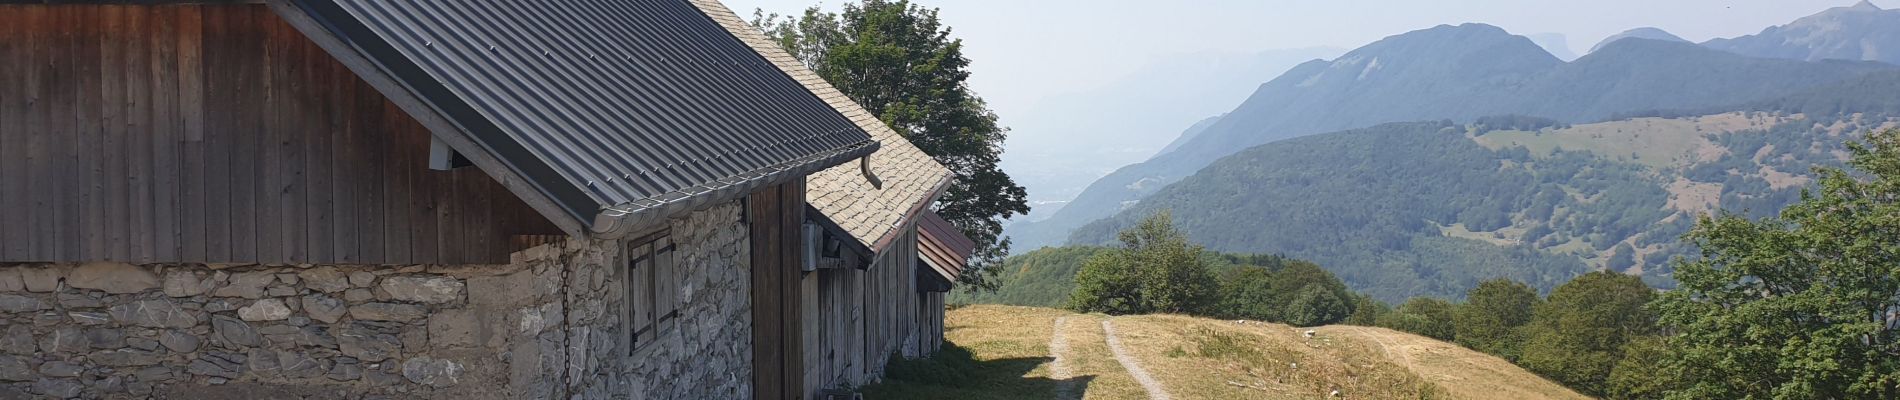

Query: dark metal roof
[917,211,974,286]
[292,0,877,230]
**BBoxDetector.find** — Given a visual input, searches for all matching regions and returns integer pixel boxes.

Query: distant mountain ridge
[1000,47,1342,222]
[1528,32,1579,61]
[1154,114,1224,157]
[1703,1,1900,65]
[1069,104,1900,301]
[1006,22,1898,253]
[1588,27,1687,54]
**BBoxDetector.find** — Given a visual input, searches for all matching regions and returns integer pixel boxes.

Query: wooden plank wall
[801,223,944,396]
[749,180,806,400]
[0,4,560,265]
[919,291,945,353]
[801,249,867,396]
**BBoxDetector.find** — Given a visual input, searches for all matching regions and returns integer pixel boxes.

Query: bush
[1379,298,1457,341]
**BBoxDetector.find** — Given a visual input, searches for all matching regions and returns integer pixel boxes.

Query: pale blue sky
[723,0,1877,143]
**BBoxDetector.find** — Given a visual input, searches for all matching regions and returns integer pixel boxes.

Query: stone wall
[0,258,561,399]
[562,200,754,399]
[0,200,755,399]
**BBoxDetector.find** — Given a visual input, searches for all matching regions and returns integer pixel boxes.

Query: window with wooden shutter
[625,232,679,353]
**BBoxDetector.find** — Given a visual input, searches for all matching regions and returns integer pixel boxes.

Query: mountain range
[1704,0,1900,64]
[998,47,1342,222]
[1588,27,1686,54]
[1007,18,1899,253]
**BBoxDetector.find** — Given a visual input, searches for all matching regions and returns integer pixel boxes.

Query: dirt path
[1049,316,1080,400]
[1101,319,1170,400]
[1352,326,1413,370]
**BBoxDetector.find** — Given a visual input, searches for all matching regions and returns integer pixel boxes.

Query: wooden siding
[749,180,807,400]
[801,223,946,397]
[0,4,559,265]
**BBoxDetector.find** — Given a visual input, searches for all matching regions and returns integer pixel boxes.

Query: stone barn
[0,0,964,399]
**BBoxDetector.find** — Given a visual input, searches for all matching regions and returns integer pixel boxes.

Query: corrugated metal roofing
[917,211,974,284]
[294,0,876,227]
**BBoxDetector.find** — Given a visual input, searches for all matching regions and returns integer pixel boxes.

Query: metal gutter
[591,139,880,239]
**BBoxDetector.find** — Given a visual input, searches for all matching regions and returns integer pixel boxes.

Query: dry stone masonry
[0,200,755,399]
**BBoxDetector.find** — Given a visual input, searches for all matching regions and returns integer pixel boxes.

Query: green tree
[1343,293,1391,326]
[753,1,1030,290]
[1607,243,1636,272]
[1454,279,1539,360]
[1067,250,1141,314]
[1068,211,1216,315]
[1379,298,1458,341]
[1655,129,1900,399]
[1212,266,1279,320]
[1206,256,1354,325]
[1284,285,1350,327]
[1517,271,1656,395]
[1605,335,1679,400]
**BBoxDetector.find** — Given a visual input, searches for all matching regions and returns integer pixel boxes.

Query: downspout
[860,156,882,189]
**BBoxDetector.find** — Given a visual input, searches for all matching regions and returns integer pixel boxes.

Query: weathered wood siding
[749,180,807,400]
[801,223,947,396]
[0,4,559,265]
[919,291,945,353]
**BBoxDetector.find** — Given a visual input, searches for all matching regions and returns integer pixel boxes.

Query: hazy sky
[724,0,1882,140]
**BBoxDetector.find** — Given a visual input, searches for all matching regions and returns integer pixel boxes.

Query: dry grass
[1756,165,1810,190]
[859,305,1583,400]
[856,305,1067,400]
[946,304,1068,368]
[1665,178,1722,215]
[1112,314,1445,399]
[1437,222,1524,247]
[1058,314,1149,400]
[1319,326,1591,400]
[1472,112,1783,169]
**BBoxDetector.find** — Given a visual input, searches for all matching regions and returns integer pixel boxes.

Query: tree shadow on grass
[855,341,1095,400]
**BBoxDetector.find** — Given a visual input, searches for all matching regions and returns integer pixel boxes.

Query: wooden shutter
[629,241,654,347]
[655,236,678,324]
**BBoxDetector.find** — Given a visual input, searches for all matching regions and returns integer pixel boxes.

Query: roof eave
[591,140,880,240]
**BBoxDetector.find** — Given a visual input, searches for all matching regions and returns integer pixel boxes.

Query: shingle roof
[917,211,975,285]
[687,0,956,253]
[294,0,878,232]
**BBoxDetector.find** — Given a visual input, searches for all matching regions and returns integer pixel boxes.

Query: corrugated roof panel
[917,211,974,283]
[300,0,874,224]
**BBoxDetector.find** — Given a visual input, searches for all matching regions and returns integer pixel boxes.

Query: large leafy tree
[1068,211,1217,315]
[1656,129,1900,399]
[1517,271,1656,395]
[753,1,1030,290]
[1454,279,1540,361]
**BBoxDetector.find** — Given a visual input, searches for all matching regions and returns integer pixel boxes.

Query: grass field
[1471,112,1785,169]
[859,305,1586,399]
